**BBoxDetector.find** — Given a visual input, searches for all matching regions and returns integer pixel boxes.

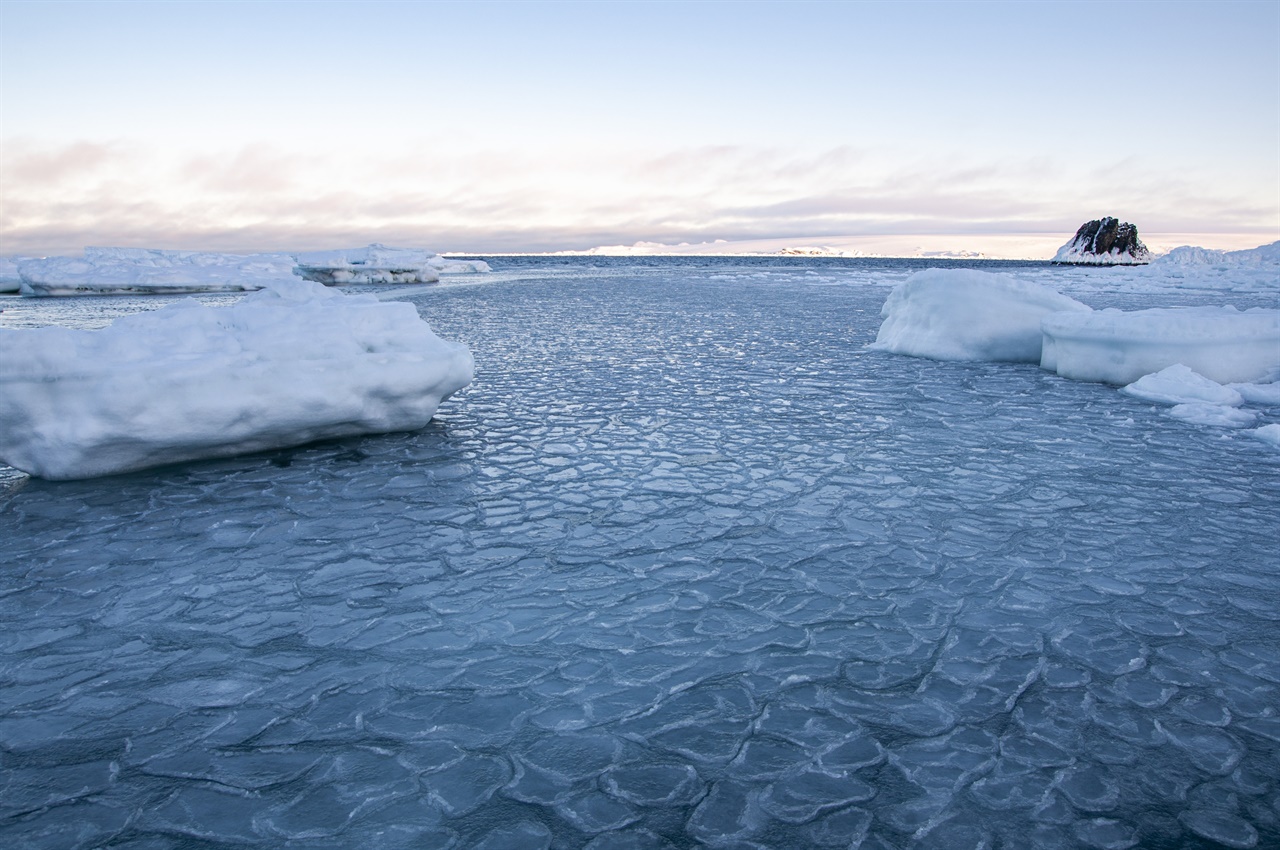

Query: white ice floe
[293,244,490,285]
[1250,423,1280,447]
[1120,364,1246,407]
[1040,307,1280,386]
[0,279,473,479]
[1118,366,1259,429]
[18,247,299,297]
[1167,403,1258,428]
[0,257,26,293]
[869,269,1090,362]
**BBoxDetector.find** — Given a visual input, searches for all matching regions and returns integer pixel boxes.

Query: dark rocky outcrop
[1052,217,1151,265]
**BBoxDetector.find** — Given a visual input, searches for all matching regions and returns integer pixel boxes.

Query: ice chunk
[0,280,473,479]
[1040,307,1280,386]
[1167,403,1258,428]
[0,256,25,292]
[18,247,298,296]
[1247,423,1280,447]
[1121,365,1245,407]
[293,244,490,284]
[871,269,1089,362]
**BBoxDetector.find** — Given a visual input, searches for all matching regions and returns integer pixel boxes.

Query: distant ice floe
[17,248,299,297]
[294,244,490,285]
[873,267,1280,445]
[0,279,473,479]
[10,243,490,297]
[869,268,1089,362]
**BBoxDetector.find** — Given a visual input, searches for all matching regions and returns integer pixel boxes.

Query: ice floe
[872,267,1280,445]
[1040,306,1279,385]
[293,244,490,285]
[17,247,299,297]
[0,279,473,479]
[869,269,1090,362]
[0,257,24,293]
[12,244,491,296]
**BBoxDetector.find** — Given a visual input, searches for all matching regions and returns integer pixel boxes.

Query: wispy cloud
[3,138,1275,255]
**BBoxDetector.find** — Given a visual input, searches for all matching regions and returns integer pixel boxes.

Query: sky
[2,0,1278,257]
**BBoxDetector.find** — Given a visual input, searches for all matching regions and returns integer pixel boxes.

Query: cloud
[3,138,1275,255]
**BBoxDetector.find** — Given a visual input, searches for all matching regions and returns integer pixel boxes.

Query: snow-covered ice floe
[1040,306,1280,385]
[872,268,1280,444]
[0,257,25,293]
[869,268,1090,362]
[0,279,473,479]
[17,247,298,297]
[293,244,490,285]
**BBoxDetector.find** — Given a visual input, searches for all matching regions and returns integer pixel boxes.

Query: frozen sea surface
[2,257,1278,849]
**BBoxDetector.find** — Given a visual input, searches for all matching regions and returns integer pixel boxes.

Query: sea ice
[1121,364,1246,406]
[0,256,24,293]
[17,247,299,296]
[870,269,1089,362]
[0,279,473,479]
[293,243,489,284]
[1040,307,1280,385]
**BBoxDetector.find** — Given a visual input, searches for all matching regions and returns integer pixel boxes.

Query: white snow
[18,247,299,296]
[870,258,1280,446]
[1120,364,1246,407]
[0,257,25,293]
[0,279,473,480]
[293,244,489,284]
[18,247,299,297]
[869,269,1090,362]
[13,245,491,297]
[1250,423,1280,447]
[1040,307,1280,386]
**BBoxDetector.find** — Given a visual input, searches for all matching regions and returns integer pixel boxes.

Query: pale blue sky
[3,0,1277,254]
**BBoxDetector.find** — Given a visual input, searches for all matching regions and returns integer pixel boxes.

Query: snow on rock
[292,244,490,284]
[1040,307,1280,386]
[0,279,474,480]
[17,247,298,297]
[1052,217,1151,265]
[870,268,1090,362]
[1120,364,1246,406]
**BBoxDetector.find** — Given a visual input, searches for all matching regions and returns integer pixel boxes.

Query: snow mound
[18,248,298,297]
[1040,307,1280,385]
[1153,246,1228,266]
[1153,241,1280,268]
[870,269,1090,362]
[0,279,474,479]
[1121,364,1245,406]
[1250,423,1280,447]
[293,244,490,284]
